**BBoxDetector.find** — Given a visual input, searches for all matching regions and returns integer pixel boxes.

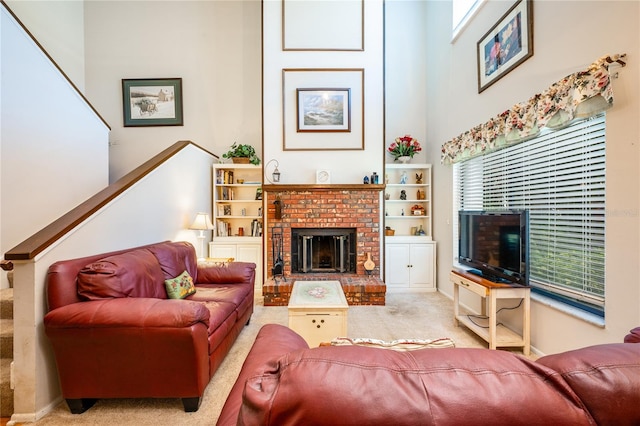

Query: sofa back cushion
[537,343,640,426]
[239,345,595,426]
[77,249,166,300]
[197,261,255,285]
[147,241,198,282]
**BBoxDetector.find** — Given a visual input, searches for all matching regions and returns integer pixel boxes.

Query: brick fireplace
[262,184,386,306]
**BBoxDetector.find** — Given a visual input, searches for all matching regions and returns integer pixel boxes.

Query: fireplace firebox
[291,228,356,273]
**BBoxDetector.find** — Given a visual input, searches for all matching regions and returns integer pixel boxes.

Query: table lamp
[189,212,214,260]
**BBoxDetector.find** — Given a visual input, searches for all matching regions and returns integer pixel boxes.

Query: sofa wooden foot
[182,397,201,412]
[66,398,97,414]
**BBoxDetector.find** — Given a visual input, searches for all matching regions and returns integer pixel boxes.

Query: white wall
[385,0,429,165]
[11,144,214,422]
[262,0,385,184]
[426,0,640,354]
[83,0,262,182]
[4,0,86,90]
[1,4,109,290]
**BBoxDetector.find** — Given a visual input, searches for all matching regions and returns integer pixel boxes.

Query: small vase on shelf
[396,156,411,164]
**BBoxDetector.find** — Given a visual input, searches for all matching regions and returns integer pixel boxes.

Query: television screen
[458,210,529,285]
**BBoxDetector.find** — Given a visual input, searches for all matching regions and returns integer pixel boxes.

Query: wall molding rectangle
[282,68,365,151]
[282,0,364,51]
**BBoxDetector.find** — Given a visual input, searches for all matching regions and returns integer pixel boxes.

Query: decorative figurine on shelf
[371,172,379,184]
[401,209,405,216]
[417,224,426,235]
[417,189,426,200]
[416,173,423,184]
[400,190,407,200]
[363,175,370,184]
[400,171,408,184]
[385,193,390,200]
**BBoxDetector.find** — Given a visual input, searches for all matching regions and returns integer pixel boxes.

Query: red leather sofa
[218,324,640,426]
[44,241,255,413]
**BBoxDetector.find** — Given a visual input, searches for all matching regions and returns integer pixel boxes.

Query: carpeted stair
[0,287,14,418]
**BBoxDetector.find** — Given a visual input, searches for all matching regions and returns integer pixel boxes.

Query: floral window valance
[441,54,627,164]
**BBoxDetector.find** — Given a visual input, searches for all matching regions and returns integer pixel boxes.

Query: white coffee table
[288,281,349,347]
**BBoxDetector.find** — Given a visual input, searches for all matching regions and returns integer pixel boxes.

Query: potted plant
[222,142,261,165]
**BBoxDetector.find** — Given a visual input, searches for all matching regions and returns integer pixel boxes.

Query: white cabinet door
[209,244,237,259]
[209,242,263,286]
[385,243,411,288]
[385,240,436,291]
[409,243,435,288]
[236,244,259,263]
[237,244,262,286]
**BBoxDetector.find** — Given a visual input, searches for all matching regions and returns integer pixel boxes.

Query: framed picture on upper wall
[477,0,533,93]
[122,78,183,126]
[296,88,351,132]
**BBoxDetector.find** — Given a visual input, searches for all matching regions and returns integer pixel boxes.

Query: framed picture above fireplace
[282,68,364,151]
[296,88,351,132]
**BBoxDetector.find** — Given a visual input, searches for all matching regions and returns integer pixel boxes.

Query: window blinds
[455,113,605,308]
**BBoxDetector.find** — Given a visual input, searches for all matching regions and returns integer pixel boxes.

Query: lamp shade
[189,213,214,230]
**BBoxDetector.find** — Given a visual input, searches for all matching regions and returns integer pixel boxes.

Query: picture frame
[282,68,364,151]
[477,0,533,93]
[122,78,183,126]
[296,88,351,132]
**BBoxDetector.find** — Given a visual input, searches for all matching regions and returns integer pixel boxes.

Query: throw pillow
[326,336,455,351]
[165,270,196,299]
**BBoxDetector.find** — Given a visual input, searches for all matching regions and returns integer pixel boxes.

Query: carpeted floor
[27,291,523,426]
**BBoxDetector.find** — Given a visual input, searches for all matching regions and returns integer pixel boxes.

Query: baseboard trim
[8,395,63,425]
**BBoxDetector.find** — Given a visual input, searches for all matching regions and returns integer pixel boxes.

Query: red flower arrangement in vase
[387,135,422,162]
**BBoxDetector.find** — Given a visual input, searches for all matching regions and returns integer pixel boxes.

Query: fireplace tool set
[271,226,285,282]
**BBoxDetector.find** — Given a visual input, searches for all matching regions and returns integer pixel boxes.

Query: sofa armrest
[217,324,309,426]
[196,261,255,286]
[537,343,640,425]
[44,297,212,401]
[44,297,210,329]
[624,326,640,343]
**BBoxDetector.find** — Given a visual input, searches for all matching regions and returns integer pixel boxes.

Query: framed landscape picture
[122,78,183,126]
[477,0,533,93]
[296,88,351,132]
[282,68,364,151]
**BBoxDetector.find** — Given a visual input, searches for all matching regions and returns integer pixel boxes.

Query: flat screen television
[458,210,529,285]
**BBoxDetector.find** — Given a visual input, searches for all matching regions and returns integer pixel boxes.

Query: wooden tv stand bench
[451,268,530,355]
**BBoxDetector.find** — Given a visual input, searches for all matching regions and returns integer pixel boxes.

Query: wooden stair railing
[4,141,217,261]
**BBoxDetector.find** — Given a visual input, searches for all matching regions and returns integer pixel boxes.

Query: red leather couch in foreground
[44,241,255,413]
[218,324,640,426]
